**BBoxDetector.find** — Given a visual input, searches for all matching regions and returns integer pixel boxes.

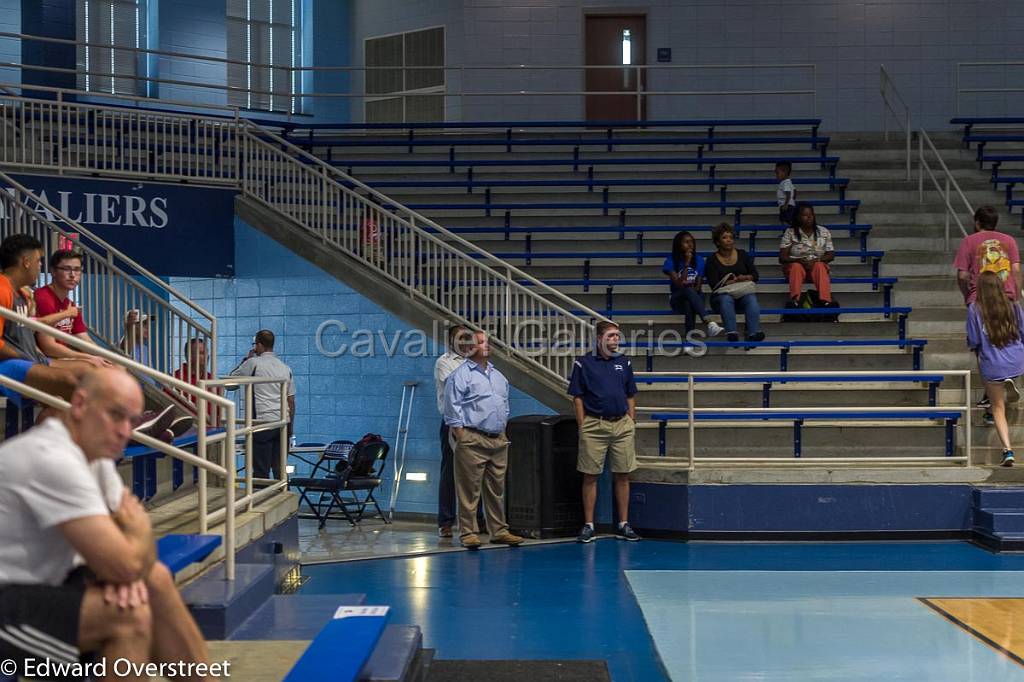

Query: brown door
[584,14,646,123]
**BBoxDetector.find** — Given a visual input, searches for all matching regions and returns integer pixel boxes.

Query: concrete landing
[633,463,1024,485]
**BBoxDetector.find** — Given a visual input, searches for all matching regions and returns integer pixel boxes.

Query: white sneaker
[1006,379,1021,404]
[706,321,724,337]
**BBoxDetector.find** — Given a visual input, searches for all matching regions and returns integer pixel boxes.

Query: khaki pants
[454,429,509,538]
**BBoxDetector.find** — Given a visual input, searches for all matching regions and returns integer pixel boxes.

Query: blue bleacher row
[953,116,1024,225]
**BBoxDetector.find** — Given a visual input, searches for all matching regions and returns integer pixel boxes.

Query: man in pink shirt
[954,206,1022,305]
[954,206,1024,415]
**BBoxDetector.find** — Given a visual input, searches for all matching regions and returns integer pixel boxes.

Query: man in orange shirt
[0,235,79,401]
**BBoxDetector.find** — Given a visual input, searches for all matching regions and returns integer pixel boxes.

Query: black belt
[467,426,503,439]
[586,413,627,422]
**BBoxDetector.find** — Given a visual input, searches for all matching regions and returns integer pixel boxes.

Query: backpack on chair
[347,433,385,477]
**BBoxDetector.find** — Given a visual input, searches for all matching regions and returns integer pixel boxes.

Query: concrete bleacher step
[150,487,298,586]
[361,625,425,682]
[182,562,276,640]
[973,487,1024,508]
[973,508,1024,534]
[230,594,368,640]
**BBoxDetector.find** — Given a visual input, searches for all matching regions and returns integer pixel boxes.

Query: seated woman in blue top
[662,231,723,337]
[968,270,1024,467]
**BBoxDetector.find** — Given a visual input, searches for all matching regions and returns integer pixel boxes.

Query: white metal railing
[0,32,817,120]
[880,65,912,180]
[237,119,604,384]
[918,128,975,251]
[0,172,217,378]
[0,81,606,385]
[955,61,1024,116]
[0,89,241,183]
[0,306,246,578]
[635,370,972,467]
[202,375,291,516]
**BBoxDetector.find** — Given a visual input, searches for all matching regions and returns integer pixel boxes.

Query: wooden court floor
[921,597,1024,666]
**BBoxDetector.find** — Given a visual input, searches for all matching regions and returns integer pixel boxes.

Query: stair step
[362,625,424,682]
[229,594,367,640]
[181,563,276,640]
[972,487,1024,508]
[973,508,1024,533]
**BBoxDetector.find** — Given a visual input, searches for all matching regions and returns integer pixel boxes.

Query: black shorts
[0,568,87,677]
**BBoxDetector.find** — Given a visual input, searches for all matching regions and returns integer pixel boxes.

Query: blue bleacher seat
[283,606,390,682]
[157,534,222,573]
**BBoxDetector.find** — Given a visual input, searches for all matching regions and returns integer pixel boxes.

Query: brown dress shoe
[438,526,453,539]
[490,532,524,546]
[461,534,482,549]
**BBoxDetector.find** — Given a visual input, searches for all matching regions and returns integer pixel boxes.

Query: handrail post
[944,175,951,252]
[918,132,924,202]
[905,114,911,181]
[688,374,695,470]
[197,383,208,534]
[225,404,236,581]
[279,380,289,491]
[244,384,253,508]
[965,371,972,466]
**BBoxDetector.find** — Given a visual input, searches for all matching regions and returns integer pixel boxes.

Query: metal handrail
[238,120,602,384]
[636,369,972,467]
[0,172,217,378]
[955,61,1024,115]
[918,128,975,251]
[0,306,243,578]
[203,375,291,514]
[880,65,912,180]
[0,83,606,386]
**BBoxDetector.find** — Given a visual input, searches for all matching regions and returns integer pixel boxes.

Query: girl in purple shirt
[968,272,1024,466]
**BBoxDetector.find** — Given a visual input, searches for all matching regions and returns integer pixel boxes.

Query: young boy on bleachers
[775,162,796,224]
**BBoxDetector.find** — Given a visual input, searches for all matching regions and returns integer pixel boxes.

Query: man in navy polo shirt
[568,320,640,543]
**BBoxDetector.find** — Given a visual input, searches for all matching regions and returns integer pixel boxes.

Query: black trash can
[505,414,583,539]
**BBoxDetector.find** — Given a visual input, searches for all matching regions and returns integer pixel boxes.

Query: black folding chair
[289,440,354,527]
[289,440,391,528]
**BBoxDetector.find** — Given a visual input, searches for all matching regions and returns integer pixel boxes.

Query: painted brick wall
[171,218,555,516]
[352,0,1024,130]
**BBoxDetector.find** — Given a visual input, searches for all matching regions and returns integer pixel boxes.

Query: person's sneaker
[1006,379,1021,404]
[616,523,641,542]
[977,395,992,409]
[706,321,724,337]
[577,525,596,543]
[983,412,995,426]
[169,411,194,437]
[726,332,740,343]
[135,405,176,439]
[747,331,766,342]
[438,526,453,539]
[1002,450,1015,467]
[490,532,525,546]
[461,534,482,549]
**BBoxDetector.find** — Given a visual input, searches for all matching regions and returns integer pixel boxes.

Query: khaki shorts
[577,415,637,475]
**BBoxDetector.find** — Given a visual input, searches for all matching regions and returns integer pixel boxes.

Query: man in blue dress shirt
[444,330,524,549]
[568,320,641,543]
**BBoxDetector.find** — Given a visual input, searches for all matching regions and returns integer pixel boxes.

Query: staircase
[831,131,1024,468]
[3,90,1018,470]
[972,487,1024,551]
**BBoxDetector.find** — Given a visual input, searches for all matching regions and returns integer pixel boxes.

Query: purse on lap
[713,273,756,299]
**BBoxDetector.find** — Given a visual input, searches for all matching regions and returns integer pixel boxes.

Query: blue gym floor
[297,540,1024,681]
